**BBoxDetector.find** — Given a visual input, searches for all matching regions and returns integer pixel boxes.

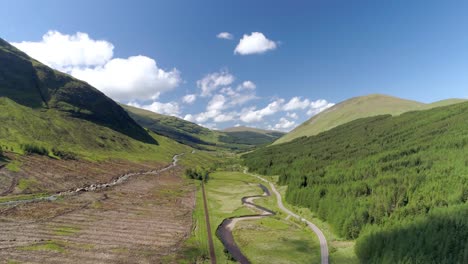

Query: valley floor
[189,169,322,263]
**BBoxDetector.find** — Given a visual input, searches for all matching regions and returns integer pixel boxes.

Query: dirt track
[0,155,195,263]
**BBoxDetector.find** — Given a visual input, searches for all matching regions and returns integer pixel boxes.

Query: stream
[216,183,275,264]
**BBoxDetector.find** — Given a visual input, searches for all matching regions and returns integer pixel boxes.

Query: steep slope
[274,94,424,144]
[243,102,468,263]
[0,38,154,144]
[0,37,197,162]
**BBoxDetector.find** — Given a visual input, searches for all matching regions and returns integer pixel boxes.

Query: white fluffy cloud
[307,99,335,116]
[217,32,234,40]
[182,94,197,104]
[274,117,296,131]
[197,70,235,97]
[129,101,180,117]
[283,97,311,111]
[240,99,284,123]
[72,56,180,101]
[207,94,226,112]
[234,32,277,55]
[13,31,181,101]
[237,80,256,90]
[12,30,114,69]
[286,112,299,119]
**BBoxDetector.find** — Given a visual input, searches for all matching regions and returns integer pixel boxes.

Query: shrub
[51,148,77,160]
[21,143,49,156]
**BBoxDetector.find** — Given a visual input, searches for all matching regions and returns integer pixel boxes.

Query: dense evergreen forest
[243,102,468,263]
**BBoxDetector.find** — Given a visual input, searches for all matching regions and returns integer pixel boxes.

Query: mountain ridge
[274,94,466,145]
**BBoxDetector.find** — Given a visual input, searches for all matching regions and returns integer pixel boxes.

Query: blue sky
[2,0,468,130]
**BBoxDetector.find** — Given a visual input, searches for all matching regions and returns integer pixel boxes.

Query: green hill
[243,102,468,263]
[0,37,188,162]
[0,37,154,144]
[221,126,285,146]
[121,104,219,149]
[274,94,425,144]
[122,105,284,150]
[274,94,467,145]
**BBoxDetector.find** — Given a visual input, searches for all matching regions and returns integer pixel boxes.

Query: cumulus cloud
[129,101,180,117]
[207,94,226,112]
[237,80,256,91]
[221,84,257,107]
[283,97,311,111]
[307,99,335,116]
[274,117,296,131]
[234,32,277,55]
[286,112,299,119]
[13,31,181,101]
[72,56,180,101]
[197,70,235,97]
[240,99,284,123]
[12,30,114,69]
[182,94,197,104]
[217,32,234,40]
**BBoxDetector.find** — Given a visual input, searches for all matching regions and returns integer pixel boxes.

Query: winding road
[0,153,184,206]
[244,169,329,264]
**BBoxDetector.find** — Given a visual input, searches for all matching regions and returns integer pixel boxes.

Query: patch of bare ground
[0,153,166,196]
[0,163,196,263]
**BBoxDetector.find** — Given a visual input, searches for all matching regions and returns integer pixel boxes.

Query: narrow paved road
[245,169,329,264]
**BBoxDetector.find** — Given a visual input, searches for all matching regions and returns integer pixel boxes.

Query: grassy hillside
[243,102,468,263]
[0,38,154,144]
[274,94,425,144]
[426,98,467,108]
[221,126,285,146]
[0,37,191,162]
[122,104,283,150]
[122,104,218,149]
[0,97,189,162]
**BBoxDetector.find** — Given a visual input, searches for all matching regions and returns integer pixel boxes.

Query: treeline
[242,102,468,263]
[185,166,211,182]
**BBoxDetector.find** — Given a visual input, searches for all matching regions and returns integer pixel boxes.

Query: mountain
[275,94,467,145]
[122,105,284,150]
[0,38,194,161]
[274,94,425,144]
[0,38,154,144]
[223,126,283,134]
[121,104,219,149]
[243,101,468,263]
[221,126,285,146]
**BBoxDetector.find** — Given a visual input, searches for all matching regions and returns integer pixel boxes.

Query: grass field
[263,175,360,264]
[185,169,322,263]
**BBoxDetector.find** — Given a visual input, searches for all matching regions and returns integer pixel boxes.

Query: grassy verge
[271,180,359,264]
[233,216,320,264]
[185,170,322,263]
